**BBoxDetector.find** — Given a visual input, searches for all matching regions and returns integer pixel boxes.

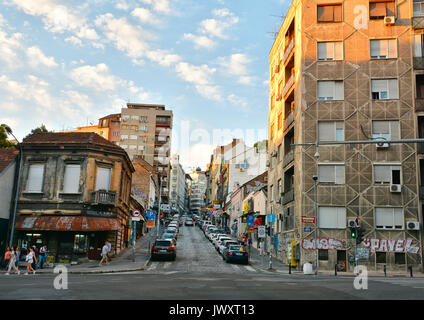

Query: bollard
[334,264,337,276]
[409,266,413,278]
[384,264,386,277]
[289,264,291,274]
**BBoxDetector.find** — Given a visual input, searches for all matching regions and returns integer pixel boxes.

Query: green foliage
[0,124,15,148]
[23,124,50,140]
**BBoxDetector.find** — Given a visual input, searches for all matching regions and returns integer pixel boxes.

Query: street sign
[132,210,141,221]
[147,210,156,221]
[258,226,266,238]
[266,214,275,223]
[247,214,255,226]
[356,248,370,261]
[304,227,312,232]
[247,225,255,232]
[146,221,155,228]
[302,216,315,223]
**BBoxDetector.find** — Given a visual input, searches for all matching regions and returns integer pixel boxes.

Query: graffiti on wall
[302,238,344,250]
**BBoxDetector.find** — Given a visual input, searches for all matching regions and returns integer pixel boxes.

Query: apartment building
[119,103,173,204]
[169,154,188,214]
[65,113,121,142]
[189,169,207,215]
[268,0,423,272]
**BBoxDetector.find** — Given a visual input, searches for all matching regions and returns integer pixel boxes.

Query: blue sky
[0,0,289,170]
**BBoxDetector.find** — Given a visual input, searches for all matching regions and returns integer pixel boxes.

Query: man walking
[107,241,112,261]
[31,245,38,270]
[259,240,265,256]
[99,241,109,266]
[38,245,48,269]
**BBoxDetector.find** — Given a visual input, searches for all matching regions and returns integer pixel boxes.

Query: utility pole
[156,176,162,239]
[313,175,318,276]
[132,219,136,262]
[268,208,273,270]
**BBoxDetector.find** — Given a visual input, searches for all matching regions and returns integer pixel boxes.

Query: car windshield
[229,245,243,251]
[225,241,237,246]
[162,233,175,238]
[166,230,176,234]
[155,241,172,247]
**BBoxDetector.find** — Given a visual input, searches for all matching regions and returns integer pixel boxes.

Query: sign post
[131,210,141,262]
[266,213,275,270]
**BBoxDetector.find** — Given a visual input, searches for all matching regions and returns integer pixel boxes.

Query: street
[1,224,424,300]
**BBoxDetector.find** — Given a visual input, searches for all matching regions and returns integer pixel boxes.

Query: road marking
[164,262,172,269]
[148,263,158,271]
[244,266,256,272]
[231,265,240,272]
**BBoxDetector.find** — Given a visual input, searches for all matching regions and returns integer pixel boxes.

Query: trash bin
[303,263,313,275]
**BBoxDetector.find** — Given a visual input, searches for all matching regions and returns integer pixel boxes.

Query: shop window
[376,252,387,263]
[73,234,88,254]
[317,4,342,22]
[395,253,406,264]
[318,249,329,260]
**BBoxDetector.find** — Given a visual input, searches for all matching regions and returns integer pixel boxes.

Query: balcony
[90,190,116,206]
[282,189,294,205]
[283,38,294,64]
[283,73,295,97]
[413,2,424,28]
[284,111,294,130]
[283,150,294,168]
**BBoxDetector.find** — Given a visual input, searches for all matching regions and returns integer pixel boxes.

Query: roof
[0,148,19,173]
[99,113,121,120]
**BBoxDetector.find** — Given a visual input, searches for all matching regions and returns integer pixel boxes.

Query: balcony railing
[282,189,294,205]
[284,111,294,130]
[283,150,294,168]
[283,38,294,64]
[283,73,295,97]
[90,190,116,206]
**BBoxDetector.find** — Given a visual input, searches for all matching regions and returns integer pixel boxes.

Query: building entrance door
[337,250,347,272]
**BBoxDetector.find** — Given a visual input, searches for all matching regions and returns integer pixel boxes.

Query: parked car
[162,232,177,244]
[205,226,218,237]
[222,245,248,264]
[185,219,194,226]
[214,235,232,250]
[166,228,178,239]
[210,233,226,244]
[218,239,238,255]
[151,239,176,261]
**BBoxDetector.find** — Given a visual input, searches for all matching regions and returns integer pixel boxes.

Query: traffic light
[350,227,357,239]
[356,227,365,245]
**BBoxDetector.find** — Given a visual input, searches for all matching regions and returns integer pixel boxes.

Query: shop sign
[304,227,312,232]
[302,216,315,223]
[258,226,266,238]
[363,238,420,254]
[86,210,115,217]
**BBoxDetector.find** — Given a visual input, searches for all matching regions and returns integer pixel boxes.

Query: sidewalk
[247,244,288,272]
[24,228,160,275]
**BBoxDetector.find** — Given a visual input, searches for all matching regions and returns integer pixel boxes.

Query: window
[26,164,44,192]
[140,116,148,122]
[375,208,403,230]
[318,121,344,141]
[370,39,397,59]
[317,4,342,22]
[129,135,137,140]
[369,1,395,20]
[317,81,344,100]
[414,34,424,58]
[270,94,275,110]
[121,145,128,149]
[318,164,345,184]
[395,253,406,265]
[129,145,137,150]
[318,249,329,260]
[376,252,386,263]
[371,79,398,100]
[63,164,80,193]
[278,113,282,131]
[373,164,401,184]
[122,115,130,121]
[278,179,282,195]
[120,135,128,140]
[372,120,400,140]
[139,125,147,132]
[270,123,274,141]
[112,132,119,137]
[270,185,274,202]
[131,115,139,121]
[278,144,282,161]
[318,42,343,61]
[138,145,146,151]
[414,0,424,17]
[319,207,346,229]
[95,167,111,191]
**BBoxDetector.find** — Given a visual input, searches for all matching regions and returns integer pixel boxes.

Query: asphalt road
[1,224,424,300]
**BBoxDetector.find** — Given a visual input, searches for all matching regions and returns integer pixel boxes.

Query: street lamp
[4,125,23,248]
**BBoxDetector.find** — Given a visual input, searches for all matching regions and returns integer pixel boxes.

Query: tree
[0,124,15,148]
[23,124,50,140]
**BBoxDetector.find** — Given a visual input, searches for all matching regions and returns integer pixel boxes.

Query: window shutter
[319,165,335,182]
[393,208,403,228]
[318,42,327,60]
[374,165,391,183]
[318,122,335,141]
[334,81,344,100]
[334,42,343,60]
[336,207,346,228]
[373,121,390,135]
[318,6,334,22]
[388,39,397,58]
[335,165,345,184]
[63,164,80,193]
[390,121,400,139]
[96,167,111,191]
[415,34,422,58]
[388,79,398,99]
[371,79,387,93]
[379,40,388,57]
[333,5,342,21]
[386,1,395,16]
[319,207,336,228]
[318,81,333,99]
[370,2,386,17]
[326,43,334,60]
[27,164,44,192]
[375,208,386,228]
[370,40,380,57]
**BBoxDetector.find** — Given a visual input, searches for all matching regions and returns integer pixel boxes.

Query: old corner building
[12,132,134,263]
[268,0,424,272]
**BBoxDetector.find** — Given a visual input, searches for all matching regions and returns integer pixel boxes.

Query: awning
[15,216,121,231]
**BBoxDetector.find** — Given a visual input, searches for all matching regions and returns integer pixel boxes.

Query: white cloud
[9,0,99,40]
[183,33,216,50]
[217,53,255,85]
[228,94,247,109]
[131,7,159,25]
[0,14,23,66]
[69,63,123,91]
[116,0,130,11]
[199,9,238,39]
[140,0,171,14]
[65,36,82,46]
[26,46,58,68]
[146,49,181,67]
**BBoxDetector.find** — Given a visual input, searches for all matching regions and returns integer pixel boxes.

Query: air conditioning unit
[390,184,402,193]
[271,150,278,157]
[266,160,270,167]
[407,221,420,230]
[384,16,395,25]
[347,219,357,228]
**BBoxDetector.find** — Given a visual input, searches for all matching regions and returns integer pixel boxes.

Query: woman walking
[6,247,20,275]
[25,248,37,275]
[3,247,11,271]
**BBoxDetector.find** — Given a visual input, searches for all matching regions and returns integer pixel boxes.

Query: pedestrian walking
[99,241,109,266]
[31,245,38,270]
[15,247,21,269]
[6,247,20,275]
[259,240,265,256]
[3,247,11,270]
[107,241,112,261]
[38,245,48,269]
[25,248,37,275]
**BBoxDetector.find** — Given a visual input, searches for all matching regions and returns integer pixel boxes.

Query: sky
[0,0,290,171]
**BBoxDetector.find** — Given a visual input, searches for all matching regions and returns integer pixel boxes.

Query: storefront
[14,215,121,263]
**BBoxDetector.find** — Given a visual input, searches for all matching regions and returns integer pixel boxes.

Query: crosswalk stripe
[244,266,256,272]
